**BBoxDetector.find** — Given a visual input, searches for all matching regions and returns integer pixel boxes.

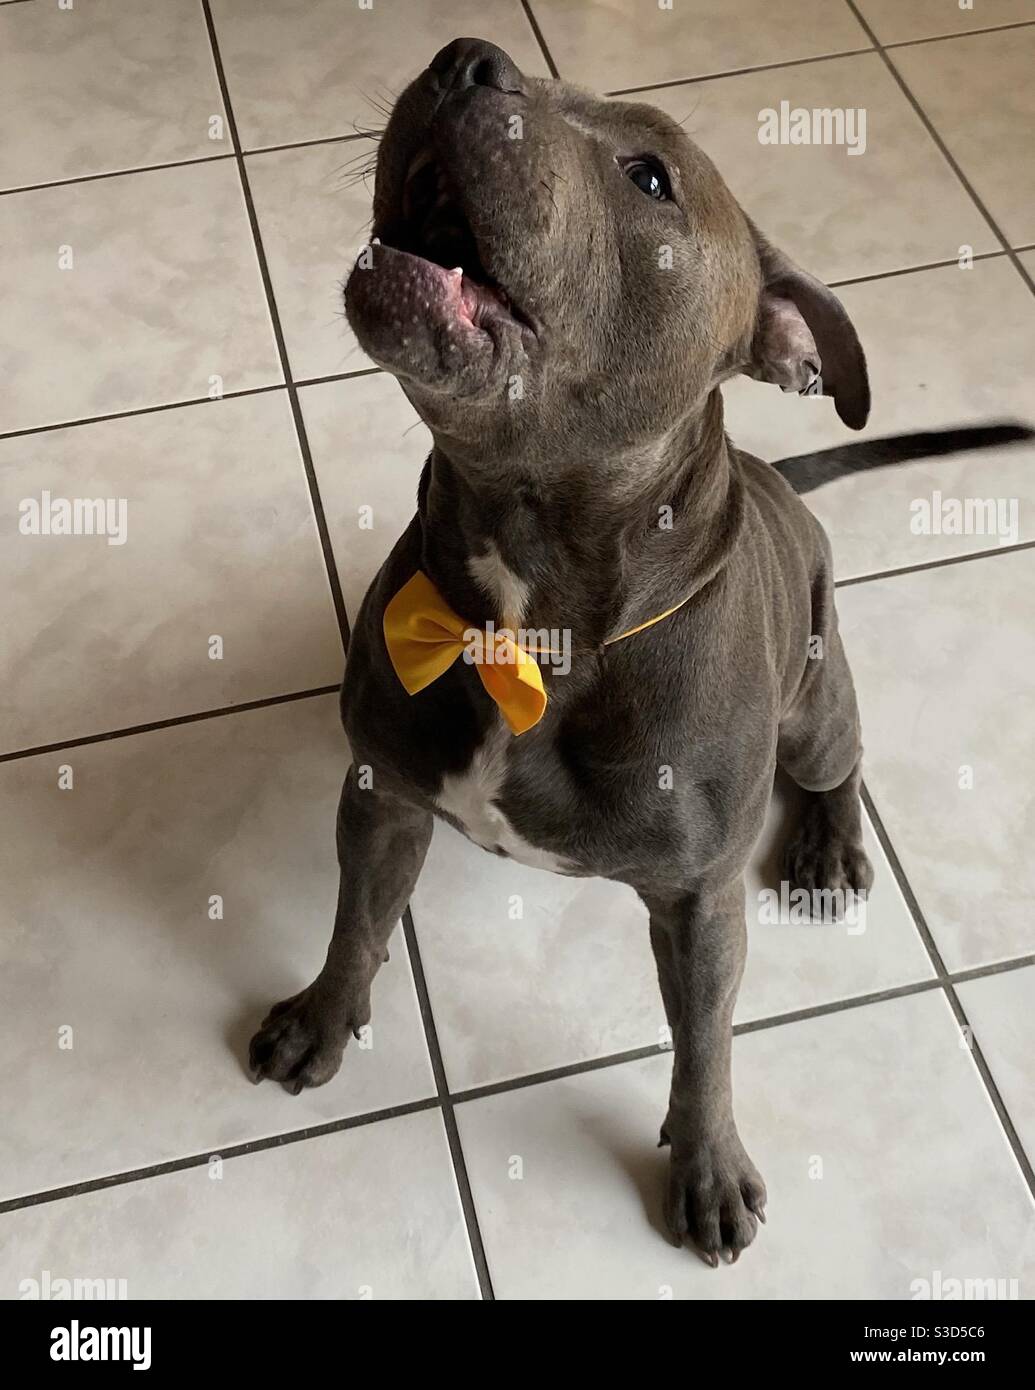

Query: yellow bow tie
[383,569,695,736]
[383,570,548,734]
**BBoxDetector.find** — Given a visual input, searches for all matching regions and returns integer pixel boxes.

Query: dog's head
[345,38,868,466]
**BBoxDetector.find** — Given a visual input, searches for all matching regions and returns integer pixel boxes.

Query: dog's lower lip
[374,232,534,337]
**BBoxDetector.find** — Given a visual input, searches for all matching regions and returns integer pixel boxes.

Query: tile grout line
[860,783,1035,1202]
[295,365,382,388]
[0,151,238,198]
[245,131,377,156]
[399,908,496,1299]
[0,371,382,444]
[605,46,876,95]
[520,0,559,79]
[0,686,342,765]
[835,539,1035,590]
[602,20,1035,98]
[0,383,286,443]
[949,953,1035,986]
[452,1045,673,1108]
[0,1097,442,1217]
[827,248,1009,288]
[199,0,351,655]
[884,19,1035,50]
[448,981,956,1110]
[3,950,1032,1218]
[0,138,377,202]
[449,957,1035,1103]
[842,0,1035,300]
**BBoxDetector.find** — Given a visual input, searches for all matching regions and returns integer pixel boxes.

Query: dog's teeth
[450,266,464,278]
[371,236,381,245]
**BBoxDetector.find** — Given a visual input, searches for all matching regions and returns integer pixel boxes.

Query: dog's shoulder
[732,445,835,577]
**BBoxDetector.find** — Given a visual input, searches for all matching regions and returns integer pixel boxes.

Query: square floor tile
[247,142,378,382]
[0,696,435,1202]
[301,374,429,618]
[838,550,1035,972]
[722,258,1035,579]
[958,966,1035,1162]
[210,0,549,150]
[1,393,343,753]
[456,991,1035,1297]
[1,161,282,433]
[411,781,931,1092]
[856,0,1035,45]
[533,0,869,91]
[891,27,1035,247]
[0,0,227,192]
[639,52,996,284]
[0,1112,477,1299]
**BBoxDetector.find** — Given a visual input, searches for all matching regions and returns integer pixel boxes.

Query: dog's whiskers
[332,143,381,192]
[336,163,379,192]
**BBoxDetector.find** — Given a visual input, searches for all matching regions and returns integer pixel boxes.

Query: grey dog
[250,37,884,1265]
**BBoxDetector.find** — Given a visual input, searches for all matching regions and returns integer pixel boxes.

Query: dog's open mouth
[344,145,533,378]
[378,148,532,336]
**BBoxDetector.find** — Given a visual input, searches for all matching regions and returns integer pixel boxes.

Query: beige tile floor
[1,0,1032,1301]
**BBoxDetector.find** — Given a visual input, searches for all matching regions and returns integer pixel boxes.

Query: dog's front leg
[249,764,432,1093]
[645,880,767,1264]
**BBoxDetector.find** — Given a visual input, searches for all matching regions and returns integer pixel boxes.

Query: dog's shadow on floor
[578,1111,673,1248]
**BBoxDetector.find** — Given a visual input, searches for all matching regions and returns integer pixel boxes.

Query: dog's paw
[784,803,873,907]
[664,1134,767,1266]
[248,985,361,1095]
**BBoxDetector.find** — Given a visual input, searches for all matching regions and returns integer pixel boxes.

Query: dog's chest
[435,722,576,873]
[433,545,579,871]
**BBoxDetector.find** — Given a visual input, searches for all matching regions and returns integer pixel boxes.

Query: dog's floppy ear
[743,220,870,429]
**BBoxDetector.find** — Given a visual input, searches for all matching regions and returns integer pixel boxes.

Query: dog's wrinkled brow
[554,90,698,182]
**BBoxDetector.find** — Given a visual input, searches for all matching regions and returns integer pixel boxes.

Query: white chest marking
[466,543,530,631]
[441,546,573,872]
[436,722,573,874]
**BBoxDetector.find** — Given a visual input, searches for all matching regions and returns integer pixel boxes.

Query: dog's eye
[624,157,671,201]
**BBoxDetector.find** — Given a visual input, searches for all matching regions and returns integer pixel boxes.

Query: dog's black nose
[429,37,524,94]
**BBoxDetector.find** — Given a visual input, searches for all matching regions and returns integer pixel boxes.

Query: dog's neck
[416,389,744,647]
